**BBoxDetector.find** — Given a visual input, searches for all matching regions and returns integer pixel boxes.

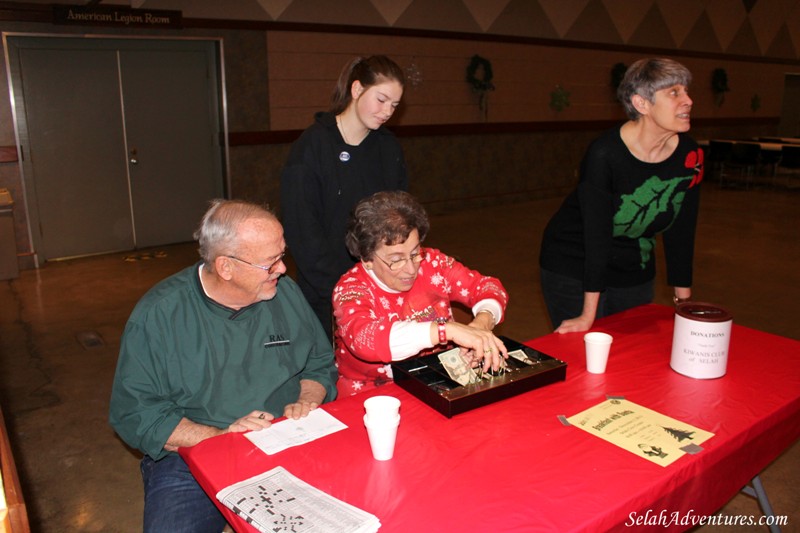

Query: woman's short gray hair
[345,191,429,260]
[617,58,692,120]
[194,199,275,272]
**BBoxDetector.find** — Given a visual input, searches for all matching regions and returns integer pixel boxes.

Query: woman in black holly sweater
[539,58,705,332]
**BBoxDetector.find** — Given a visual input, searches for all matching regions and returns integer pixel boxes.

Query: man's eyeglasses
[374,250,424,272]
[227,252,286,274]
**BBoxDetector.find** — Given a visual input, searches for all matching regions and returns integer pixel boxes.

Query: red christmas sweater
[332,247,508,396]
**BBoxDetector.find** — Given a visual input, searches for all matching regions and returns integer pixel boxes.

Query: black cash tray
[391,336,567,417]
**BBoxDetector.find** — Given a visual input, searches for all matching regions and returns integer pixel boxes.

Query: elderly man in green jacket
[110,199,337,533]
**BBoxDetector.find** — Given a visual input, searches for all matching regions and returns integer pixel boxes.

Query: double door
[7,36,226,260]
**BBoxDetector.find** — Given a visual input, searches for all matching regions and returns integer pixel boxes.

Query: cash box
[391,337,567,417]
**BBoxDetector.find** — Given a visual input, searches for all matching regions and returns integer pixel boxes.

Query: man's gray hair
[194,199,275,272]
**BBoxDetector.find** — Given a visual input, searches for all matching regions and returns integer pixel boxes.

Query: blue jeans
[141,454,227,533]
[540,268,654,329]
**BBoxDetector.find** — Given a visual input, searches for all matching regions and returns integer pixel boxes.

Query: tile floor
[0,180,798,532]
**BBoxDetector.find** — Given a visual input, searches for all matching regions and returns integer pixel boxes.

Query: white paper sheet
[217,466,380,533]
[245,408,348,455]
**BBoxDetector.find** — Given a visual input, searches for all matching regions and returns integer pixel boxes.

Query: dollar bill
[438,348,477,386]
[508,349,535,365]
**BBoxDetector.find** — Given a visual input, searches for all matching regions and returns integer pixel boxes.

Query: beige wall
[1,2,798,266]
[266,31,790,131]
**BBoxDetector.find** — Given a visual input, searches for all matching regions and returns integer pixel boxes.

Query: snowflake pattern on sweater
[332,248,508,397]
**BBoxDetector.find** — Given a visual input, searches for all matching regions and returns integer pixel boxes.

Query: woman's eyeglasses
[374,251,424,272]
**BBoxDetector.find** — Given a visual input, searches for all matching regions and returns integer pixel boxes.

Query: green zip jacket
[109,263,338,460]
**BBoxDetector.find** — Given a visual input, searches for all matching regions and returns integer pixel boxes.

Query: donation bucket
[670,302,732,379]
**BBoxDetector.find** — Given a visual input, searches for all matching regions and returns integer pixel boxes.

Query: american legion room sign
[53,5,181,29]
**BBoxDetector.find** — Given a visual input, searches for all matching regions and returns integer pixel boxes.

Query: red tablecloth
[180,304,800,532]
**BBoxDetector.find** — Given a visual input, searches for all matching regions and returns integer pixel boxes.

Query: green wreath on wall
[466,54,495,92]
[711,68,730,107]
[610,62,627,90]
[466,54,495,117]
[751,93,761,112]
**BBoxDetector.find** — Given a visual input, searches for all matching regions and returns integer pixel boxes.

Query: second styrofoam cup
[363,414,400,460]
[584,332,613,374]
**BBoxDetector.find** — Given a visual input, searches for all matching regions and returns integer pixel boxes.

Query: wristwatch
[435,317,448,345]
[673,296,690,305]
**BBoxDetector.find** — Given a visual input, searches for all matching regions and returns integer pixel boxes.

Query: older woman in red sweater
[333,191,509,397]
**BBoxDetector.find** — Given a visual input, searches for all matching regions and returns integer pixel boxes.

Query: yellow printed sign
[567,398,714,467]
